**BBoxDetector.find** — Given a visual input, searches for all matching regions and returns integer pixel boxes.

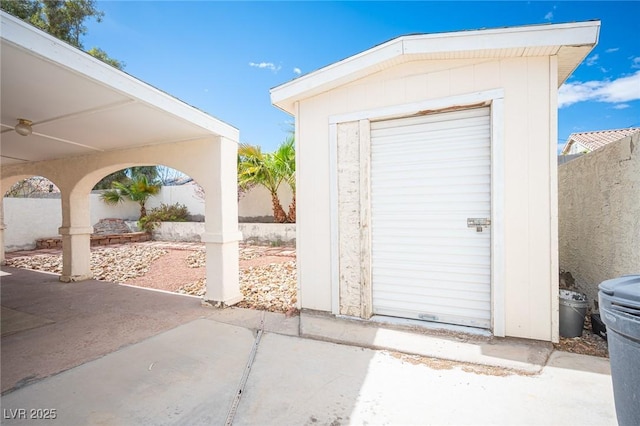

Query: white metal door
[370,107,491,328]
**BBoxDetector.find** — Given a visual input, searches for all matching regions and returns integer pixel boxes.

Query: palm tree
[273,135,296,223]
[100,174,161,220]
[93,166,158,190]
[238,143,288,223]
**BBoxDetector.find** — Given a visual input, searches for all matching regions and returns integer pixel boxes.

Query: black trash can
[598,275,640,426]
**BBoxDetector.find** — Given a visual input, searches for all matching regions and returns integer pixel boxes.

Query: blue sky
[83,1,640,153]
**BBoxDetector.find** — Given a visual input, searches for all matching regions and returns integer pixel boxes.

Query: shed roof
[561,128,640,154]
[271,21,600,114]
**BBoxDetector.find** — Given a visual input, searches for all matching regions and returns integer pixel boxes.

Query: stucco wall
[558,133,640,310]
[146,184,205,218]
[239,223,296,244]
[90,193,140,222]
[151,222,205,242]
[239,185,293,222]
[4,198,62,251]
[296,56,557,341]
[129,222,297,244]
[3,194,140,251]
[3,184,291,251]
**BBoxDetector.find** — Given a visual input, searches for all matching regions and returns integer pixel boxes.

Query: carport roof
[271,21,601,114]
[0,11,238,167]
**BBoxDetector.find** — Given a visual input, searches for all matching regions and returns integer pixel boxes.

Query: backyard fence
[3,184,294,251]
[558,132,640,309]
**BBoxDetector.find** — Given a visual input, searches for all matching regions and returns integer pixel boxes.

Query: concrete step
[300,310,554,374]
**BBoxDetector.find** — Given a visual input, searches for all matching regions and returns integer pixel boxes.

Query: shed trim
[549,55,560,343]
[328,89,506,333]
[328,89,504,125]
[272,21,599,115]
[491,98,506,337]
[329,122,340,315]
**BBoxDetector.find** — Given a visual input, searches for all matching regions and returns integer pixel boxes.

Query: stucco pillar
[59,191,93,282]
[202,136,243,305]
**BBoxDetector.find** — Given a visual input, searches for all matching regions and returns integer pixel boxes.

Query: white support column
[201,231,243,305]
[202,136,243,306]
[59,191,93,282]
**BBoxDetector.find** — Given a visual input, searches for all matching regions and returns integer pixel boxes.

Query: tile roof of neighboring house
[562,128,640,154]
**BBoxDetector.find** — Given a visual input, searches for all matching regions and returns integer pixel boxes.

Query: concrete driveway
[1,266,617,425]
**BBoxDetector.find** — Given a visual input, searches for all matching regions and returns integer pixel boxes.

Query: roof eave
[1,11,239,141]
[271,21,601,115]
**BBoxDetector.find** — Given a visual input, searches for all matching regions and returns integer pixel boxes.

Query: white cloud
[558,70,640,108]
[606,48,620,53]
[613,104,630,110]
[632,57,640,69]
[544,11,553,20]
[249,62,281,72]
[586,54,599,66]
[293,67,301,75]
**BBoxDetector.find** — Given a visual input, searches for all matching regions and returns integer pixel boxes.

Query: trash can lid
[599,275,640,303]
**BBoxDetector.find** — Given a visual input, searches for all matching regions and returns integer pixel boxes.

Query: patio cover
[0,11,242,305]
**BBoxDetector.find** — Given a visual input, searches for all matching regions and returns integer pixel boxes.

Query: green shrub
[139,203,189,232]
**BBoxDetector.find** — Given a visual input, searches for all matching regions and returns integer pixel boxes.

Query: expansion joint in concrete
[225,311,265,425]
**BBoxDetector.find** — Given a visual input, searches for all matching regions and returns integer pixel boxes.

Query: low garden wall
[239,223,296,244]
[3,185,293,251]
[150,222,296,245]
[31,223,295,250]
[36,232,150,249]
[151,222,204,242]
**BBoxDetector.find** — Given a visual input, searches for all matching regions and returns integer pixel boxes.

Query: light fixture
[15,118,32,137]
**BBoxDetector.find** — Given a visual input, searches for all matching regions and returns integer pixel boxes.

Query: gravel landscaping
[5,245,168,282]
[5,243,297,314]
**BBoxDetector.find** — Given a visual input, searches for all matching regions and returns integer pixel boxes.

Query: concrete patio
[1,266,617,425]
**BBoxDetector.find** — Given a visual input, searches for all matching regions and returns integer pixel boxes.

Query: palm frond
[100,189,124,205]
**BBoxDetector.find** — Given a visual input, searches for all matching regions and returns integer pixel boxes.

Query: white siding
[297,56,555,341]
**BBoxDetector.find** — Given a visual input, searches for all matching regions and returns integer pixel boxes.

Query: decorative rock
[8,244,298,314]
[6,246,167,283]
[93,218,131,235]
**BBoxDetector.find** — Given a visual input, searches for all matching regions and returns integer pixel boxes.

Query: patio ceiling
[0,12,238,167]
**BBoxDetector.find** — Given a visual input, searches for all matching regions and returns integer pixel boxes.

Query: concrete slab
[300,311,553,373]
[1,319,256,425]
[233,333,616,425]
[0,267,616,425]
[205,306,299,337]
[0,266,212,393]
[0,306,54,337]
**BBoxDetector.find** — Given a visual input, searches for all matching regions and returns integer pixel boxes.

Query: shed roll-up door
[370,107,491,328]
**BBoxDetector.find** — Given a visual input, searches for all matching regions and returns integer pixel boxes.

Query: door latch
[467,218,491,232]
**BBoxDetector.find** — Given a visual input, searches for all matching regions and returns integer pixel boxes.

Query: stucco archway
[1,173,63,266]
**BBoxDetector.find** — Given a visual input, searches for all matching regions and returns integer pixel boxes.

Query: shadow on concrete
[0,267,615,425]
[0,266,374,425]
[1,266,208,394]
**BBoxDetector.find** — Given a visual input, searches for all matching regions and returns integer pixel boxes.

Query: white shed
[271,21,600,342]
